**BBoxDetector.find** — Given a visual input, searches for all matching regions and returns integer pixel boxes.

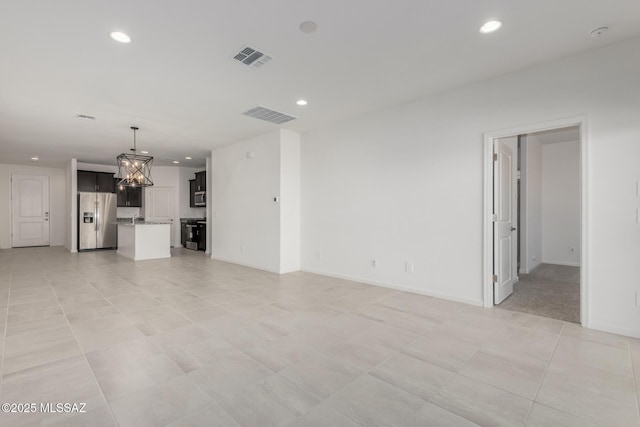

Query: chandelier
[116,126,154,188]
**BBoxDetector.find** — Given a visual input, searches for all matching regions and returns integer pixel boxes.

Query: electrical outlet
[371,259,377,268]
[240,245,245,253]
[316,252,322,260]
[405,262,414,273]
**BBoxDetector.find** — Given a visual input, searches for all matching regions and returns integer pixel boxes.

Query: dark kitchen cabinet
[197,222,206,251]
[115,179,143,207]
[77,171,96,192]
[194,171,206,192]
[189,179,196,207]
[77,171,115,193]
[96,172,115,193]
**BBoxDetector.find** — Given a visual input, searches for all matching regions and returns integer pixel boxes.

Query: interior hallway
[0,248,637,427]
[499,264,580,323]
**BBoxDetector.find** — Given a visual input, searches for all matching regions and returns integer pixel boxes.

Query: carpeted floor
[498,264,580,323]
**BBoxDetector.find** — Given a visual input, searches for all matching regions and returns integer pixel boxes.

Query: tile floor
[498,264,580,323]
[0,247,638,427]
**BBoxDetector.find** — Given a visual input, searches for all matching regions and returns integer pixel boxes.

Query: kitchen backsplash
[117,206,141,217]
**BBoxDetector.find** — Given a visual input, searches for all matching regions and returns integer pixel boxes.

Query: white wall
[212,131,281,272]
[206,157,212,254]
[77,162,118,174]
[301,36,640,337]
[66,158,77,252]
[542,141,580,266]
[280,130,301,273]
[523,135,543,273]
[0,163,67,249]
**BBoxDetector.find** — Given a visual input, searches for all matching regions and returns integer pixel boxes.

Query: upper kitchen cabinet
[190,171,206,207]
[189,179,196,207]
[77,170,115,193]
[194,171,206,192]
[115,178,143,207]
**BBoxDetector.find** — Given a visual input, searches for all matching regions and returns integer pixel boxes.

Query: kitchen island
[117,222,171,260]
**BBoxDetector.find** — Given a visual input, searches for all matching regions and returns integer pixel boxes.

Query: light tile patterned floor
[0,247,638,427]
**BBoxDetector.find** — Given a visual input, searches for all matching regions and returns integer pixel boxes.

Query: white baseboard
[542,259,581,267]
[210,254,281,274]
[302,267,484,307]
[588,321,640,340]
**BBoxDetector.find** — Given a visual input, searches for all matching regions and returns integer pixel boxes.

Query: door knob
[511,226,517,231]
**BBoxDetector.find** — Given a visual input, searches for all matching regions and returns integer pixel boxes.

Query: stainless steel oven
[194,191,206,206]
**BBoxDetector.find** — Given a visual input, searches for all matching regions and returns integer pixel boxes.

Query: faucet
[132,213,140,224]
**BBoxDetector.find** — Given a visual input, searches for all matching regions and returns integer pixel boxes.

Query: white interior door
[494,142,516,304]
[145,186,176,246]
[11,174,50,247]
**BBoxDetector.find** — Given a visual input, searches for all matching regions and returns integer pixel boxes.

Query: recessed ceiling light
[299,21,317,34]
[296,99,308,106]
[110,31,131,43]
[479,20,502,34]
[30,156,39,161]
[172,160,180,164]
[140,150,149,154]
[185,156,192,160]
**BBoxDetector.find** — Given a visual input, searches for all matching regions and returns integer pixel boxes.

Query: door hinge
[492,214,497,222]
[493,153,498,161]
[492,274,498,283]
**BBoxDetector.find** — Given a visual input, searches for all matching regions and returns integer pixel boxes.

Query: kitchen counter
[117,223,170,260]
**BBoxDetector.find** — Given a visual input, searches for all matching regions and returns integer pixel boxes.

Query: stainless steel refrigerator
[78,192,117,250]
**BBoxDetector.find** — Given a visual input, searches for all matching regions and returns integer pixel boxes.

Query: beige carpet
[498,264,580,323]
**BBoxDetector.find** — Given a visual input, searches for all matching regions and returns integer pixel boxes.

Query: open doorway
[483,117,587,325]
[500,127,581,322]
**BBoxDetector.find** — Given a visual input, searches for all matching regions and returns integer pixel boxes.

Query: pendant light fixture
[116,126,154,188]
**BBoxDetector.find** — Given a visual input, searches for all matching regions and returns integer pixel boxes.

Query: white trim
[541,260,581,267]
[483,115,589,327]
[303,268,484,307]
[210,255,281,274]
[589,322,640,340]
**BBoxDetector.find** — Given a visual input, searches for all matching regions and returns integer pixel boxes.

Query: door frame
[482,115,589,326]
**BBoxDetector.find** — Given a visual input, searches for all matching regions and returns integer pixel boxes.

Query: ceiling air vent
[233,45,272,68]
[243,106,297,124]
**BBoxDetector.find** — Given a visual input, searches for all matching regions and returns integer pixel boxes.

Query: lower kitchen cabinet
[197,222,206,251]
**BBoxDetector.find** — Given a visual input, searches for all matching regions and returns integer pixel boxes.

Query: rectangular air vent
[243,106,297,124]
[233,45,273,68]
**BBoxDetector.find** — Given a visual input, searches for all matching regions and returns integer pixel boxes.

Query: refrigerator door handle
[95,200,99,231]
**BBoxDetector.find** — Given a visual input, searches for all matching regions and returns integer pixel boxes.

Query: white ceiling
[1,1,639,168]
